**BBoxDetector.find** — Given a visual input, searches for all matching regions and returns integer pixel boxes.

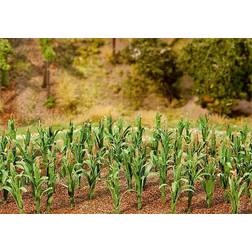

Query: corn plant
[22,158,52,213]
[0,134,9,201]
[132,147,151,210]
[7,119,17,140]
[184,146,205,212]
[132,116,145,149]
[198,116,210,144]
[151,113,161,156]
[170,121,186,213]
[94,120,105,150]
[1,146,17,201]
[46,146,57,212]
[36,125,59,176]
[209,129,217,157]
[228,172,248,214]
[202,159,217,208]
[63,122,74,153]
[107,162,121,213]
[152,129,172,206]
[0,156,9,202]
[83,149,105,200]
[122,147,134,190]
[173,120,184,166]
[23,128,31,151]
[219,141,232,201]
[107,119,131,165]
[170,156,186,213]
[184,121,192,146]
[239,125,249,145]
[3,163,26,213]
[106,116,113,143]
[62,149,83,208]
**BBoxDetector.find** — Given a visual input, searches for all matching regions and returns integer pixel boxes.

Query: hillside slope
[0,39,218,128]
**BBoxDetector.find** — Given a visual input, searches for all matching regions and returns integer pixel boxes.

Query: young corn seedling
[1,145,17,201]
[228,172,248,214]
[83,149,105,200]
[170,152,186,214]
[202,159,217,208]
[173,120,185,166]
[132,116,145,150]
[121,147,134,190]
[22,157,52,213]
[230,134,244,176]
[62,121,74,154]
[62,148,83,208]
[170,120,187,213]
[107,162,121,213]
[106,115,113,143]
[219,141,232,202]
[107,119,131,165]
[184,146,205,212]
[239,124,249,145]
[152,129,172,206]
[151,113,161,156]
[46,146,57,212]
[0,156,9,202]
[0,134,9,201]
[209,129,217,157]
[184,121,192,146]
[132,147,151,210]
[36,125,59,176]
[3,163,26,213]
[94,120,105,150]
[7,119,17,140]
[198,116,210,145]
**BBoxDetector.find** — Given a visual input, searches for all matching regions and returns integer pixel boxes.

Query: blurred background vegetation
[1,38,252,130]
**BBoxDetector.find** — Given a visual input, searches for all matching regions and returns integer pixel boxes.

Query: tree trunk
[112,38,116,57]
[47,67,51,97]
[42,61,49,89]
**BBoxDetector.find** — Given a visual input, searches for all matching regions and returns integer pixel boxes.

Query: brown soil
[0,174,251,214]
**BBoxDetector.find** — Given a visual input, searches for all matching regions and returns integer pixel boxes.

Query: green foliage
[83,149,105,200]
[107,162,121,213]
[132,147,151,210]
[22,158,51,213]
[151,128,172,206]
[44,96,56,109]
[3,163,26,213]
[61,149,82,208]
[181,39,252,115]
[228,173,248,214]
[122,69,151,109]
[0,39,12,86]
[202,159,216,208]
[1,116,252,215]
[123,38,181,99]
[184,145,205,212]
[46,147,57,212]
[39,39,56,62]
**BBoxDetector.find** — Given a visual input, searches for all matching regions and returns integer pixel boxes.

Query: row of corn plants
[1,115,252,214]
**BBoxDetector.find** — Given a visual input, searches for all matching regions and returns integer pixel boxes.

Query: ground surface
[0,173,251,214]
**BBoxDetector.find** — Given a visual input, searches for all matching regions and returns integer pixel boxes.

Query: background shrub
[122,69,152,109]
[123,39,181,100]
[180,38,252,115]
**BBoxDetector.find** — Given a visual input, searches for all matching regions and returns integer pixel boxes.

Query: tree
[180,39,252,115]
[39,39,56,97]
[0,39,12,88]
